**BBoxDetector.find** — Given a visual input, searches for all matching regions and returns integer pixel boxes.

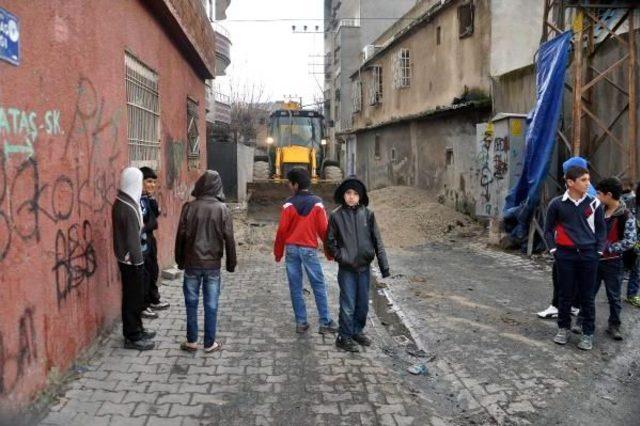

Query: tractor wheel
[323,165,343,182]
[253,161,270,180]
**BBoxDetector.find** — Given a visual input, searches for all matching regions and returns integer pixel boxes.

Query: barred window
[458,3,474,38]
[352,80,362,113]
[393,48,411,89]
[187,98,200,158]
[125,53,160,169]
[368,65,383,106]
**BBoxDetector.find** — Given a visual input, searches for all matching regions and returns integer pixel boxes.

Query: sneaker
[625,295,640,308]
[150,300,170,310]
[606,325,623,341]
[553,328,569,345]
[571,307,580,317]
[141,329,156,340]
[537,305,558,319]
[318,320,338,335]
[577,334,594,351]
[335,336,360,352]
[124,338,155,351]
[352,334,372,346]
[141,308,158,319]
[296,323,310,334]
[180,341,198,352]
[203,341,222,353]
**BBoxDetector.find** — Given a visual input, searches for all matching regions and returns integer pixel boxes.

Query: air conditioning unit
[362,45,378,62]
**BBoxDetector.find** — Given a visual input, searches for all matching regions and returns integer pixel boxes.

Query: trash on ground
[407,363,428,375]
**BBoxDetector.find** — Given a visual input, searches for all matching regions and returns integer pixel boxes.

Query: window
[458,3,474,38]
[393,48,411,89]
[391,147,396,161]
[352,80,362,113]
[187,98,200,158]
[374,134,381,158]
[368,65,383,105]
[437,26,441,45]
[125,52,160,169]
[446,148,454,166]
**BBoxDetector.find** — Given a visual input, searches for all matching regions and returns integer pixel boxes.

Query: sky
[216,0,325,107]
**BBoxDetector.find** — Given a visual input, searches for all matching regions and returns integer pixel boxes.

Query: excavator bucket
[247,180,340,221]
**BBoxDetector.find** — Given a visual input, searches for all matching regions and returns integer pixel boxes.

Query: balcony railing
[212,22,231,76]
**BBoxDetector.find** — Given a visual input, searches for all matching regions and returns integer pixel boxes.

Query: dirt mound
[368,186,481,249]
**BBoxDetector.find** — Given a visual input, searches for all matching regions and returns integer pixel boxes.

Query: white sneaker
[537,305,558,319]
[571,307,580,317]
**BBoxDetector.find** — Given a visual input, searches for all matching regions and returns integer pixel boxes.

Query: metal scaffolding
[542,0,638,182]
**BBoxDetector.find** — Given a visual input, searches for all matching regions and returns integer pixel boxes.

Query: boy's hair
[286,168,311,190]
[596,177,623,200]
[565,166,589,182]
[140,166,158,180]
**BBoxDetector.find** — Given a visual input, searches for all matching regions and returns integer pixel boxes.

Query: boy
[175,170,236,353]
[544,166,606,350]
[139,167,170,320]
[112,167,155,350]
[625,180,640,308]
[274,168,338,334]
[594,177,637,340]
[326,177,389,352]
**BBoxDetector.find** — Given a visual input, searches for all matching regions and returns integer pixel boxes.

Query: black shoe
[296,323,310,334]
[318,320,338,335]
[150,300,170,310]
[124,338,155,351]
[335,336,360,352]
[352,334,372,346]
[141,329,157,340]
[141,308,158,319]
[606,325,623,341]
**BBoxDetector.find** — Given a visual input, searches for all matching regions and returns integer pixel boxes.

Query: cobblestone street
[38,252,435,426]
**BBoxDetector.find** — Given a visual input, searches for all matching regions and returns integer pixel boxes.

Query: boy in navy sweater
[545,166,606,350]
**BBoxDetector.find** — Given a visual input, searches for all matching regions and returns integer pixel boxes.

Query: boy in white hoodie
[112,167,156,350]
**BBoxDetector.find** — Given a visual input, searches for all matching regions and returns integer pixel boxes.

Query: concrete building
[0,0,229,415]
[347,0,543,214]
[323,0,419,167]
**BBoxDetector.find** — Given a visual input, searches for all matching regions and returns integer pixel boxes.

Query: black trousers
[143,252,161,306]
[551,261,580,309]
[119,263,145,341]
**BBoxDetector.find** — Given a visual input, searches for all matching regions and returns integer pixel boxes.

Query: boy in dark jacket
[112,167,155,351]
[594,177,637,340]
[544,166,606,351]
[274,168,338,335]
[139,167,170,320]
[175,171,236,353]
[327,177,389,352]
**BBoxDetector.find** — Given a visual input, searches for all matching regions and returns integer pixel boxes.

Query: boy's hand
[381,269,390,278]
[275,256,282,263]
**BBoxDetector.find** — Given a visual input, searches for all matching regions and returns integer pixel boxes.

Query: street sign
[0,7,20,66]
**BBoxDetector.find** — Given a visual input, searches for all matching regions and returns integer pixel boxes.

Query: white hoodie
[117,167,143,229]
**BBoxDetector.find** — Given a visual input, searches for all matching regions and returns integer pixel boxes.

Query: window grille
[187,98,200,158]
[393,49,411,89]
[458,3,474,38]
[125,52,160,169]
[352,80,362,113]
[368,65,383,105]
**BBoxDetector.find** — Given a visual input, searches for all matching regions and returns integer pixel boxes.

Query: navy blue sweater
[544,192,606,253]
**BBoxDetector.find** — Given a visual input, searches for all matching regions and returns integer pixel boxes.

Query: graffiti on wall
[0,307,37,395]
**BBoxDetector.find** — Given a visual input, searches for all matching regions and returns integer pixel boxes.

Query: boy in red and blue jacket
[274,168,338,335]
[545,166,606,350]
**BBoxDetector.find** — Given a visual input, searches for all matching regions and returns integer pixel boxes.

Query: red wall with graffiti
[0,0,209,413]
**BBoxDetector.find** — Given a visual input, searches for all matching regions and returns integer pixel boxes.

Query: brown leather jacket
[174,171,237,272]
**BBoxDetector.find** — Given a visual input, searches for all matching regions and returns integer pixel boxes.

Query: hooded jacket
[175,171,237,271]
[112,167,144,265]
[326,177,389,275]
[601,201,637,261]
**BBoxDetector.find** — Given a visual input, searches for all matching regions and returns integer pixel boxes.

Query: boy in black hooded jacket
[326,177,389,352]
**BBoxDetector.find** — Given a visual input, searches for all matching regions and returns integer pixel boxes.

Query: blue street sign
[0,7,20,66]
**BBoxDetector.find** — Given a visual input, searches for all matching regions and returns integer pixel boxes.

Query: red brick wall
[0,0,208,414]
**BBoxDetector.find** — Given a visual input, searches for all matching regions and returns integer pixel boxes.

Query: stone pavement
[38,253,435,425]
[383,241,640,425]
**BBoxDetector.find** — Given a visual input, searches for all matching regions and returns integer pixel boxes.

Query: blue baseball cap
[562,156,589,174]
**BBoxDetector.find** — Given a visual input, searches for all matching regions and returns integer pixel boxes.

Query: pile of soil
[368,186,481,249]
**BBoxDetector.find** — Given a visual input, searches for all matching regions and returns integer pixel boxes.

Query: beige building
[344,0,543,215]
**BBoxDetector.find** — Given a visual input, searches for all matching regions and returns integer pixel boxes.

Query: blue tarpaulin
[503,30,573,242]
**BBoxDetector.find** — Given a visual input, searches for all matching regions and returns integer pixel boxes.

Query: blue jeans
[596,260,623,326]
[627,258,640,298]
[183,268,221,347]
[337,267,370,339]
[285,245,332,326]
